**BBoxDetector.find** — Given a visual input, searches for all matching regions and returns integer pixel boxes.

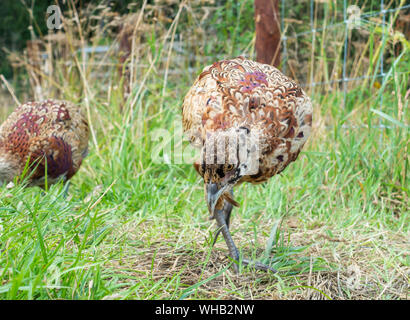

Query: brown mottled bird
[182,57,312,272]
[0,99,89,188]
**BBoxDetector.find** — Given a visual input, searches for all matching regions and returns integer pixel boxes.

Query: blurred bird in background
[0,99,89,188]
[182,57,312,273]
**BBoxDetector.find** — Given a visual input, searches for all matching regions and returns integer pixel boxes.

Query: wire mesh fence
[5,0,408,122]
[280,0,409,118]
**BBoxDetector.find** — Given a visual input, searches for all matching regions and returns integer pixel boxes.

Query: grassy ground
[0,84,408,299]
[0,0,408,300]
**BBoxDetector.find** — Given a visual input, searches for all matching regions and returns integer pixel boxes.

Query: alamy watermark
[150,117,262,174]
[346,5,362,30]
[47,5,63,30]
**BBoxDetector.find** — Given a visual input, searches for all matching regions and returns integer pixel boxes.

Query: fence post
[254,0,281,67]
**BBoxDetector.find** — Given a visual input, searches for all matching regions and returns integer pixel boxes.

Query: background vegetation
[0,0,408,299]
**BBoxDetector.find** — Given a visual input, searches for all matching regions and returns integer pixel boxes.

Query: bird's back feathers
[182,56,313,184]
[0,99,89,186]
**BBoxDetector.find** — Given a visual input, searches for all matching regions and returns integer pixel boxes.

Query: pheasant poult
[0,99,89,187]
[182,57,312,272]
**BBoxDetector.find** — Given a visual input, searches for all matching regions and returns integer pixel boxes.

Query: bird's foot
[226,255,276,274]
[224,249,277,273]
[240,258,277,273]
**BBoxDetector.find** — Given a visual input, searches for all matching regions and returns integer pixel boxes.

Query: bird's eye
[226,164,234,171]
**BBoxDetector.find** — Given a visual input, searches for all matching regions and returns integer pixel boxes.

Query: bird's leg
[214,206,240,273]
[214,207,277,273]
[213,192,277,274]
[212,199,233,247]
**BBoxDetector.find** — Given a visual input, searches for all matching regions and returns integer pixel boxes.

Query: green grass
[0,0,409,300]
[0,76,407,298]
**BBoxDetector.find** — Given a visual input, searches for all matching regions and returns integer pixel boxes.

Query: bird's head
[195,162,242,214]
[194,127,260,215]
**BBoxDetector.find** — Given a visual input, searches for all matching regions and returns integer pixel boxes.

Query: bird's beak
[206,183,229,215]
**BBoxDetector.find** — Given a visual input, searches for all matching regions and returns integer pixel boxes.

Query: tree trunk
[254,0,281,68]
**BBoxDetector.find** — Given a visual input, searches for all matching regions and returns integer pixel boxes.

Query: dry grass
[95,213,408,300]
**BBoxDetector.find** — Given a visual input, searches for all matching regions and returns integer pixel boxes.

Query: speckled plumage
[0,99,89,187]
[183,56,312,186]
